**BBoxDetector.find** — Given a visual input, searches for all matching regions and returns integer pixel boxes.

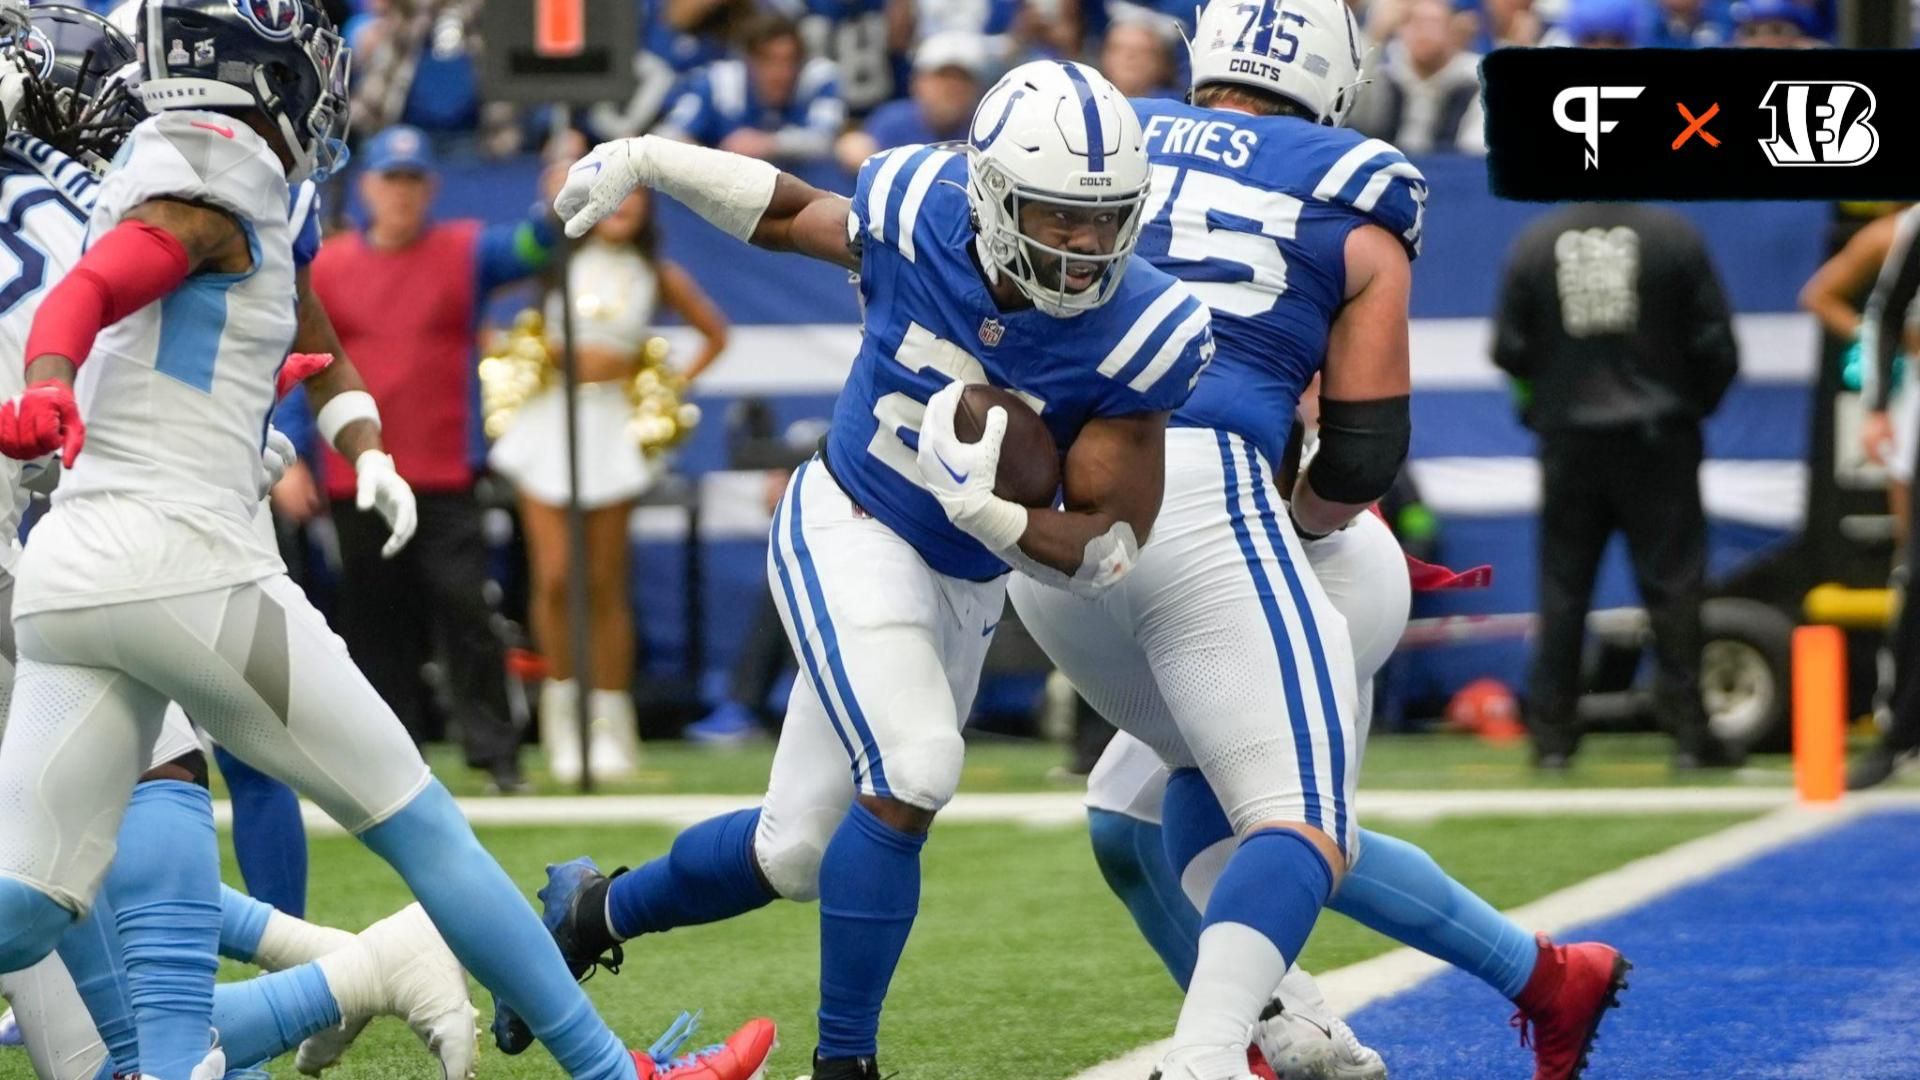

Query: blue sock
[1158,768,1236,879]
[107,780,222,1080]
[1331,829,1539,999]
[358,780,629,1080]
[218,885,273,963]
[214,748,308,917]
[609,809,774,938]
[1086,809,1198,990]
[208,963,341,1069]
[1202,828,1333,963]
[54,889,140,1076]
[0,879,71,972]
[815,803,925,1061]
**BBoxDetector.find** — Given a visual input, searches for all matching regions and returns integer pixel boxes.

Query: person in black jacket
[1493,204,1740,769]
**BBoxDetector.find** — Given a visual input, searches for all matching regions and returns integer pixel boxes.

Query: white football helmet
[1189,0,1366,126]
[965,60,1149,318]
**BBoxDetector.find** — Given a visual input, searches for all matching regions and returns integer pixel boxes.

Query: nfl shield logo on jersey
[978,317,1005,347]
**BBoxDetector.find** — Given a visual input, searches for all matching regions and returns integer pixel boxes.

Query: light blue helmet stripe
[1056,61,1104,172]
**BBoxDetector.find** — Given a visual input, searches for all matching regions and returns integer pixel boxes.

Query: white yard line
[211,786,1920,834]
[1068,798,1907,1080]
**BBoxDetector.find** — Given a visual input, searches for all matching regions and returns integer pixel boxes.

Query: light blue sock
[218,885,274,963]
[108,781,222,1080]
[208,963,341,1069]
[1331,828,1539,999]
[0,878,71,972]
[358,780,629,1080]
[53,889,140,1076]
[1086,809,1198,989]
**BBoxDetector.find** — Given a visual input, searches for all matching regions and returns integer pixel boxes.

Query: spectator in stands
[659,13,847,164]
[1099,13,1183,98]
[1493,204,1740,772]
[1349,0,1485,154]
[775,0,906,115]
[1555,0,1640,46]
[348,0,518,155]
[1641,0,1732,46]
[490,184,729,781]
[834,30,988,172]
[1730,0,1817,45]
[309,126,556,792]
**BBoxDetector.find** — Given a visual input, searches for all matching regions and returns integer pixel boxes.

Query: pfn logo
[1553,86,1645,170]
[1758,81,1878,167]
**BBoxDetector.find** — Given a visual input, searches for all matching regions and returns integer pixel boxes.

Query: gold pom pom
[479,310,554,439]
[627,335,699,458]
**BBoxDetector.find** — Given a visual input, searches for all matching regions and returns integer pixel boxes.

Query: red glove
[1406,553,1493,591]
[276,352,334,400]
[0,380,85,466]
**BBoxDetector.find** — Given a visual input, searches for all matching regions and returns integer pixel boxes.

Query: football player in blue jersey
[1016,3,1629,1079]
[532,59,1215,1080]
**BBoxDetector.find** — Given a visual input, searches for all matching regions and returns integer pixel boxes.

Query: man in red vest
[311,126,555,792]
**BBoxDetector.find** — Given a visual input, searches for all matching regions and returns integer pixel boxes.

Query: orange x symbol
[1673,102,1721,149]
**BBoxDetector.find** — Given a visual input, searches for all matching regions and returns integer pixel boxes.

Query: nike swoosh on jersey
[934,450,968,484]
[982,621,1000,637]
[191,121,236,139]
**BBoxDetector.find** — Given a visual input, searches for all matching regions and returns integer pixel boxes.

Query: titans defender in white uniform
[520,60,1212,1079]
[0,3,778,1079]
[1017,4,1630,1079]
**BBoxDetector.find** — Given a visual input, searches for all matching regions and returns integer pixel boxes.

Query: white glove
[913,381,1027,552]
[258,426,297,500]
[554,138,641,239]
[354,449,417,558]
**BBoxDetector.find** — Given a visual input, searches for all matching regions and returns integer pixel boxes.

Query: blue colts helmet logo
[230,0,302,41]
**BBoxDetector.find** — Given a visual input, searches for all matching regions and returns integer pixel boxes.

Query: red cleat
[1510,934,1630,1080]
[1244,1044,1279,1080]
[632,1017,777,1080]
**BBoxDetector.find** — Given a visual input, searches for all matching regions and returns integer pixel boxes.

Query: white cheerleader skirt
[489,381,654,509]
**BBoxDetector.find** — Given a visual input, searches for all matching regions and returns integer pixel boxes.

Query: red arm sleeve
[23,220,192,369]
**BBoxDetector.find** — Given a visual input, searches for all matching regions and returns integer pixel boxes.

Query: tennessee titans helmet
[137,0,350,183]
[0,4,143,168]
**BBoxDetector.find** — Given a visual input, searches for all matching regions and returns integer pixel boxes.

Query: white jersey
[0,136,101,571]
[16,112,298,616]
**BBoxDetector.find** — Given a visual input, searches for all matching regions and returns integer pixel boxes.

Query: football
[953,383,1060,509]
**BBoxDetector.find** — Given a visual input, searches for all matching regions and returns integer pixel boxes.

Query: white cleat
[188,1048,227,1080]
[302,904,477,1079]
[0,1007,19,1047]
[1255,1004,1387,1080]
[1151,1044,1263,1080]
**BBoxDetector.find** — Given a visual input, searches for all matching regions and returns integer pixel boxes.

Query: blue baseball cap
[1732,0,1816,32]
[361,125,435,176]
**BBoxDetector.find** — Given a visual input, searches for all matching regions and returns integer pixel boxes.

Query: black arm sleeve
[1491,234,1541,379]
[1306,395,1411,505]
[1867,207,1920,412]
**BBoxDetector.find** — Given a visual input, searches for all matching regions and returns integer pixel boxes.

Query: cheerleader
[491,189,727,781]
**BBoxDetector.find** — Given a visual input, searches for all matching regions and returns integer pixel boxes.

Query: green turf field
[0,809,1746,1080]
[410,729,1890,798]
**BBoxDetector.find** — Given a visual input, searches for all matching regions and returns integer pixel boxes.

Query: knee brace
[0,880,74,973]
[754,809,836,902]
[874,726,965,813]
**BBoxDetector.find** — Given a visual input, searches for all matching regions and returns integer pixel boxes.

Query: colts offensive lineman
[517,60,1213,1079]
[1012,2,1629,1079]
[0,2,775,1078]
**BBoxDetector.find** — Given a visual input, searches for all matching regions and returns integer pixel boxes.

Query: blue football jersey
[826,144,1215,580]
[1131,98,1426,469]
[660,57,846,147]
[771,0,903,113]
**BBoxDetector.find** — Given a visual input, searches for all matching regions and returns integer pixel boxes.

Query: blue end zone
[1346,810,1920,1079]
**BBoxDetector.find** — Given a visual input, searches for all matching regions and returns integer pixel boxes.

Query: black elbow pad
[1307,395,1410,505]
